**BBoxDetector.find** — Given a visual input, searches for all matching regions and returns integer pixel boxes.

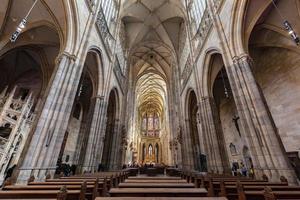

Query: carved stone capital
[55,51,77,65]
[233,54,253,65]
[93,95,105,100]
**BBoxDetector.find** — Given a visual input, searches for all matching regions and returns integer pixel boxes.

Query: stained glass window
[188,0,207,32]
[100,0,117,28]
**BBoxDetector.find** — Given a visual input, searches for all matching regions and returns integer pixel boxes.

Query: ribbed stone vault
[122,0,186,164]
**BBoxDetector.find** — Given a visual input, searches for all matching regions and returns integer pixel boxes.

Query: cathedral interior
[0,0,300,197]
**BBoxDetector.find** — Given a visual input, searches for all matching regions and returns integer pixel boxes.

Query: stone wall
[63,116,82,164]
[252,47,300,153]
[219,98,245,167]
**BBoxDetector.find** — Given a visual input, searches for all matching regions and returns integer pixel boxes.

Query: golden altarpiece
[138,111,161,164]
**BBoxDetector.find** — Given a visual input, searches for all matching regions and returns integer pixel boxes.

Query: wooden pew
[109,188,208,197]
[218,180,300,199]
[0,185,82,200]
[166,168,181,177]
[62,172,119,178]
[118,182,195,188]
[48,176,120,188]
[127,176,181,180]
[27,177,107,198]
[237,185,300,200]
[96,198,228,200]
[125,179,188,183]
[47,178,106,182]
[209,179,288,197]
[61,172,126,181]
[123,168,138,176]
[213,181,287,193]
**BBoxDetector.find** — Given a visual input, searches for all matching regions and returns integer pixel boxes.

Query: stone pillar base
[254,168,298,185]
[17,169,33,185]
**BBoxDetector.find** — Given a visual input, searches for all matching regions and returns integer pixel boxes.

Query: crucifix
[232,115,241,137]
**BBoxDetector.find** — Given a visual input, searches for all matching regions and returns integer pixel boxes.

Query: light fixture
[10,0,39,42]
[271,0,300,45]
[220,68,229,98]
[283,20,300,45]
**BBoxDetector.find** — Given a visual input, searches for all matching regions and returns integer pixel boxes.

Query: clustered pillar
[17,53,80,183]
[225,54,297,183]
[83,96,105,172]
[197,97,227,174]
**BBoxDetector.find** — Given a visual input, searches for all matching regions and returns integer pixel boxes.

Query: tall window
[141,112,160,137]
[101,0,117,28]
[188,0,207,31]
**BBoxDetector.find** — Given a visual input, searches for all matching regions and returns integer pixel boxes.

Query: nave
[0,0,300,199]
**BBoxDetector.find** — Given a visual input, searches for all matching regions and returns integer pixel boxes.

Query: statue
[177,126,183,144]
[232,115,241,137]
[0,123,12,139]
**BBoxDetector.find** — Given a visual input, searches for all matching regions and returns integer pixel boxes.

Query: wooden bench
[63,172,121,177]
[218,182,300,199]
[49,176,120,187]
[118,182,195,188]
[193,176,266,187]
[240,186,300,200]
[47,178,106,182]
[28,178,108,197]
[127,177,181,180]
[29,181,103,185]
[0,189,81,200]
[109,188,208,197]
[125,179,187,183]
[96,198,228,200]
[123,168,138,176]
[60,172,126,181]
[166,168,181,177]
[209,180,288,197]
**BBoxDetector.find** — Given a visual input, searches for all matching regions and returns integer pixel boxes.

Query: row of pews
[0,169,299,200]
[0,171,225,200]
[100,175,225,200]
[0,171,127,200]
[181,171,300,200]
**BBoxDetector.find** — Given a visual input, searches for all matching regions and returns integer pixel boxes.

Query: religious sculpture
[0,124,12,139]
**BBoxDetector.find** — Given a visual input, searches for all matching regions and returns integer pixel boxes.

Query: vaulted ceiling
[0,0,66,46]
[121,0,186,118]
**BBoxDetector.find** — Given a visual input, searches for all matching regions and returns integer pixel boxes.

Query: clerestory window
[188,0,207,34]
[101,0,118,29]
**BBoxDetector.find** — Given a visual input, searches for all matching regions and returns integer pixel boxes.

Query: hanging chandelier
[10,0,39,42]
[271,0,299,45]
[221,69,229,99]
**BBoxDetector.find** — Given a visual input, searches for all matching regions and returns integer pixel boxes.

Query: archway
[186,90,201,171]
[56,72,94,174]
[0,25,61,182]
[207,53,241,173]
[51,50,102,175]
[101,89,118,170]
[245,0,300,180]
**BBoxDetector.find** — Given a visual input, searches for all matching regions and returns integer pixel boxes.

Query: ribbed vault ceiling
[136,71,166,116]
[122,0,185,118]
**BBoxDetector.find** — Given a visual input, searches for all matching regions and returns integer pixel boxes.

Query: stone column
[198,97,227,174]
[175,127,183,168]
[93,100,109,169]
[183,119,195,170]
[226,54,297,183]
[17,52,81,183]
[73,116,89,166]
[196,106,206,157]
[110,119,120,169]
[83,95,105,172]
